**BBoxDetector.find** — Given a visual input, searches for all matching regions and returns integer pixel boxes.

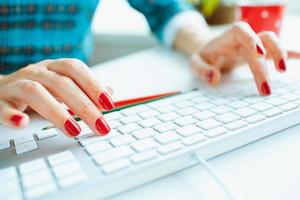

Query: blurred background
[90,0,300,65]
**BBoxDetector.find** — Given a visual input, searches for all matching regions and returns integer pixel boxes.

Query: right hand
[0,59,115,137]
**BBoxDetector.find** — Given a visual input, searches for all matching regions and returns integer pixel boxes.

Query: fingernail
[64,118,81,137]
[10,115,23,126]
[261,81,271,96]
[95,117,110,135]
[256,44,265,56]
[206,70,214,83]
[278,59,286,72]
[67,109,75,115]
[99,92,115,110]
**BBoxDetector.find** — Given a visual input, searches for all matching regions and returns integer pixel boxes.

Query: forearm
[173,25,211,56]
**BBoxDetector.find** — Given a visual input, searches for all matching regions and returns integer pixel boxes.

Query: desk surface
[2,16,300,200]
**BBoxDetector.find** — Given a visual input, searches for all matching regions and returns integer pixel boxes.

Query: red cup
[239,3,285,36]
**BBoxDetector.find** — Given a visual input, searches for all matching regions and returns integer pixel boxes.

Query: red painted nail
[256,44,265,56]
[10,115,23,126]
[64,118,81,137]
[99,92,115,110]
[206,70,214,83]
[278,59,286,71]
[67,109,75,115]
[95,117,110,135]
[261,81,271,96]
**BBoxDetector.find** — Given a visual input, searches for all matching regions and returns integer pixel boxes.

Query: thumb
[190,53,222,86]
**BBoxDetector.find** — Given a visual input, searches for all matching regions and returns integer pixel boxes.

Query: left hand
[190,22,300,96]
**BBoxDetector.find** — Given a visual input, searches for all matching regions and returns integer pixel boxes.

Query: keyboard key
[0,167,17,182]
[157,105,177,113]
[36,129,58,140]
[215,113,240,124]
[132,128,158,140]
[139,110,160,119]
[75,127,93,139]
[104,112,123,121]
[250,102,273,112]
[0,179,21,198]
[120,115,141,124]
[0,140,10,151]
[131,150,158,163]
[193,111,215,120]
[110,135,136,147]
[78,130,120,146]
[48,151,75,166]
[280,103,298,111]
[22,169,53,189]
[177,125,202,137]
[52,161,82,178]
[281,93,300,101]
[191,96,210,103]
[58,172,87,188]
[266,98,288,106]
[225,120,248,131]
[204,127,227,138]
[263,108,283,117]
[154,122,178,133]
[234,107,257,118]
[228,101,249,109]
[159,112,180,122]
[108,120,122,129]
[93,146,134,165]
[118,123,142,134]
[197,119,221,130]
[177,107,198,116]
[121,105,150,116]
[182,134,206,146]
[194,102,215,110]
[174,100,194,108]
[245,114,266,124]
[14,135,35,146]
[210,105,233,114]
[155,131,181,144]
[132,138,158,152]
[175,116,197,126]
[102,159,131,174]
[25,182,56,199]
[85,141,112,155]
[15,140,38,155]
[211,98,231,105]
[19,159,47,175]
[242,96,263,103]
[158,142,183,155]
[139,118,161,128]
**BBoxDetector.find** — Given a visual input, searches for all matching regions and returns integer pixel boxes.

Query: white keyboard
[1,79,300,200]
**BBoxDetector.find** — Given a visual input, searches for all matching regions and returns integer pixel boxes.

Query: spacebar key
[93,146,134,165]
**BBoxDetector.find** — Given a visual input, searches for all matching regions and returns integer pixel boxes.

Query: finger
[190,53,222,86]
[0,100,29,128]
[229,22,266,57]
[288,51,300,59]
[35,71,111,135]
[240,48,271,96]
[259,32,287,72]
[0,80,81,137]
[48,59,115,111]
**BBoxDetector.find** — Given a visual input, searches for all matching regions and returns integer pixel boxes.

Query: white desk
[2,16,300,200]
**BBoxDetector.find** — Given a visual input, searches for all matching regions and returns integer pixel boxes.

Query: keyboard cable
[193,154,236,200]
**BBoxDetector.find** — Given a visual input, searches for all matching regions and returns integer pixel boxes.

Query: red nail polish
[278,59,286,71]
[206,70,214,83]
[256,45,265,56]
[64,118,81,137]
[67,109,75,115]
[99,92,115,111]
[261,81,271,96]
[95,117,110,135]
[10,115,23,126]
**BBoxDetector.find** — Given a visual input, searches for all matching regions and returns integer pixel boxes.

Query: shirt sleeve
[127,0,206,47]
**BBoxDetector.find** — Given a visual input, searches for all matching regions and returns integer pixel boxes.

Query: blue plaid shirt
[0,0,193,74]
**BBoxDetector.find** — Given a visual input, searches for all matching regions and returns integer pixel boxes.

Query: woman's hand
[0,59,115,137]
[174,21,300,96]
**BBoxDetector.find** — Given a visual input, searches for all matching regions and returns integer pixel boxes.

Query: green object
[202,0,220,17]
